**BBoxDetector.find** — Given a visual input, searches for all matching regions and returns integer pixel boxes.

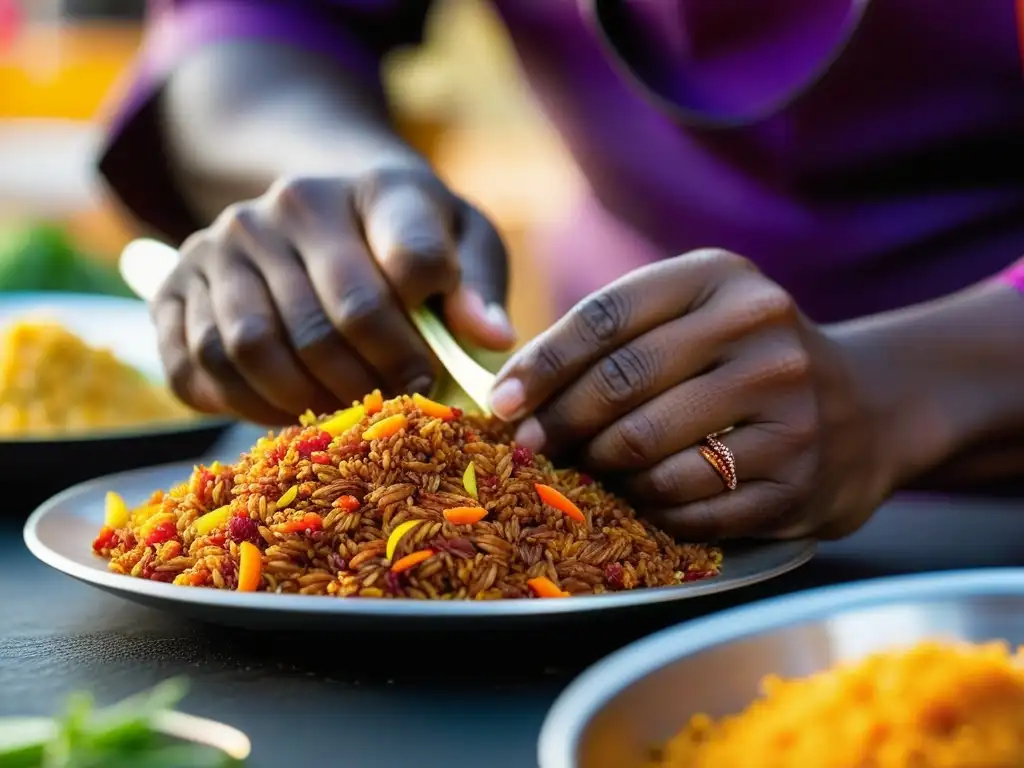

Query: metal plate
[0,293,232,512]
[24,461,815,629]
[537,569,1024,768]
[0,292,233,442]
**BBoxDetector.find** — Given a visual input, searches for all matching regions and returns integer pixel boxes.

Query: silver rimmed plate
[537,569,1024,768]
[24,460,815,630]
[0,293,233,513]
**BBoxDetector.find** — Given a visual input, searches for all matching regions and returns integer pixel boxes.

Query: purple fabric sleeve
[997,258,1024,295]
[96,0,400,241]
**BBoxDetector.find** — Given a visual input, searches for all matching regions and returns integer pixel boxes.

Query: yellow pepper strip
[131,503,161,526]
[412,392,455,420]
[462,462,478,500]
[194,505,232,535]
[320,404,365,437]
[386,519,422,562]
[104,491,130,529]
[277,485,298,508]
[362,413,408,441]
[237,541,262,592]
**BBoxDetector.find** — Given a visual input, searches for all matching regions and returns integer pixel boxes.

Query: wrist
[827,280,1024,491]
[827,321,951,494]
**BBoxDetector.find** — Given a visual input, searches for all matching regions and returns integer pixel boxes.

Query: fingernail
[514,417,546,452]
[485,303,516,341]
[489,378,525,421]
[459,287,489,323]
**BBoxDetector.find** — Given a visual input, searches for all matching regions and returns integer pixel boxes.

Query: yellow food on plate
[0,320,194,436]
[658,640,1024,768]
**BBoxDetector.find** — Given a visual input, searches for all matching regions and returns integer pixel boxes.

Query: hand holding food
[151,169,515,425]
[489,249,892,541]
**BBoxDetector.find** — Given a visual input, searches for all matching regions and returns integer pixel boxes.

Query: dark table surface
[4,426,1024,767]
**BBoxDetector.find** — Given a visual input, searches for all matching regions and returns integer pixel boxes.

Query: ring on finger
[700,433,738,491]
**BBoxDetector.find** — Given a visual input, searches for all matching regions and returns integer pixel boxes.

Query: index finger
[489,251,731,421]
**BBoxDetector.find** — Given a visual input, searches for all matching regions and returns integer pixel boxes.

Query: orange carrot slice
[528,576,570,598]
[334,494,361,512]
[271,513,323,534]
[412,392,455,420]
[535,483,586,523]
[443,506,488,525]
[237,541,263,592]
[363,389,384,415]
[391,549,435,574]
[362,413,408,441]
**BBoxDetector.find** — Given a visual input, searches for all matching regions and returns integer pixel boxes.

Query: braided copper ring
[699,433,738,491]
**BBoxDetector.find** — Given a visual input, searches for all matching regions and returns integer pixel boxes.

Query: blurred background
[0,0,583,339]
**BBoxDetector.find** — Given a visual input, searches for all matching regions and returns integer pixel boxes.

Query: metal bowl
[538,569,1024,768]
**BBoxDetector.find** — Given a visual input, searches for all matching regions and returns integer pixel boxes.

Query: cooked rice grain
[92,394,722,598]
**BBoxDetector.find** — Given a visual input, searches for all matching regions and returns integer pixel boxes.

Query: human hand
[152,168,515,424]
[489,249,895,540]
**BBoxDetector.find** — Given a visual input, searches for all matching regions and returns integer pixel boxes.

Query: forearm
[830,279,1024,491]
[160,41,428,229]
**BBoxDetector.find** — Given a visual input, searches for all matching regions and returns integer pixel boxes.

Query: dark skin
[489,250,1024,540]
[154,43,515,422]
[148,41,1024,540]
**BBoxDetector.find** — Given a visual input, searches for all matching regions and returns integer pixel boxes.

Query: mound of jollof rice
[657,640,1024,768]
[92,392,721,599]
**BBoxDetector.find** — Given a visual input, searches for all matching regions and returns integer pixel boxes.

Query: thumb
[444,206,516,350]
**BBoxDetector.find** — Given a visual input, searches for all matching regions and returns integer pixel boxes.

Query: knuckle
[334,284,388,334]
[613,411,660,465]
[747,283,798,326]
[164,359,193,403]
[192,327,229,373]
[286,310,338,355]
[527,342,565,382]
[770,344,812,382]
[594,344,655,404]
[223,316,275,362]
[682,247,752,274]
[214,202,262,244]
[787,411,820,450]
[264,176,328,224]
[265,176,309,206]
[359,166,443,203]
[764,482,809,532]
[178,230,210,260]
[575,290,629,343]
[389,237,456,288]
[647,464,686,500]
[152,278,182,307]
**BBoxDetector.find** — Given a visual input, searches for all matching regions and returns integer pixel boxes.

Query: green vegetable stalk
[0,679,246,768]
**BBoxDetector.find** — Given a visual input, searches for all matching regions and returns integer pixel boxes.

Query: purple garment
[98,0,1024,323]
[1000,256,1024,294]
